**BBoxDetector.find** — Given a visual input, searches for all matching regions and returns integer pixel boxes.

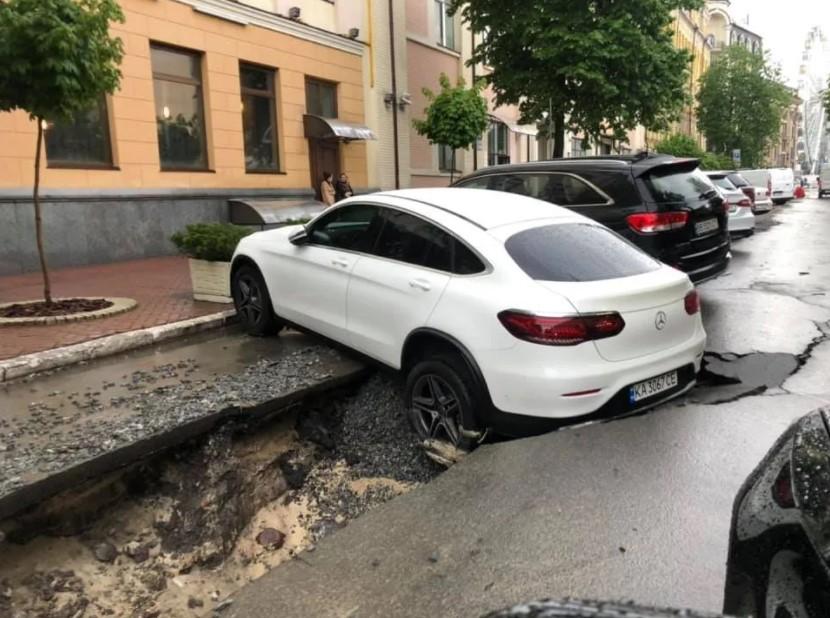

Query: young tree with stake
[413,74,489,184]
[0,0,124,304]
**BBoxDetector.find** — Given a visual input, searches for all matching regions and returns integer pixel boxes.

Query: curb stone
[0,309,236,383]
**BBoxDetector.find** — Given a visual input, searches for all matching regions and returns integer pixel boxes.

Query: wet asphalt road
[226,196,830,617]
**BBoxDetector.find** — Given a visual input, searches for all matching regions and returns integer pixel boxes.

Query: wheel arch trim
[401,327,494,431]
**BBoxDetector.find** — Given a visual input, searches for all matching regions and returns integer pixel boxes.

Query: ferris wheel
[798,27,830,174]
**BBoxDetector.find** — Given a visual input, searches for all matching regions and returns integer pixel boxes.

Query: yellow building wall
[0,0,367,191]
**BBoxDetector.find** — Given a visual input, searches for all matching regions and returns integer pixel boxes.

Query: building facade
[768,90,803,168]
[0,0,373,275]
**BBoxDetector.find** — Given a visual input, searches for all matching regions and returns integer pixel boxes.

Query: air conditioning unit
[288,6,301,20]
[348,27,360,39]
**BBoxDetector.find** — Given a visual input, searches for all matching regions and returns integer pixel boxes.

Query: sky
[729,0,830,86]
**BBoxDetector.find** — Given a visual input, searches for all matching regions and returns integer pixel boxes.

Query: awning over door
[488,113,539,137]
[303,115,377,141]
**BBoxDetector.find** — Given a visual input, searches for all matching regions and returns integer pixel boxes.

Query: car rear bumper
[475,328,706,427]
[753,199,773,212]
[729,208,756,235]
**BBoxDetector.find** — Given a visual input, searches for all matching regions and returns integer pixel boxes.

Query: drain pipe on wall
[388,0,401,189]
[471,27,478,171]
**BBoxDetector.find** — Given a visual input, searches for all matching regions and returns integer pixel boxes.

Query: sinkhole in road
[694,351,800,403]
[0,373,442,618]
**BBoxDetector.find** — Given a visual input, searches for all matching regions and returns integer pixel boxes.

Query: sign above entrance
[303,115,377,142]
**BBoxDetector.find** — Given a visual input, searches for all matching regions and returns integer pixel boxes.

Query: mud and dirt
[0,374,440,617]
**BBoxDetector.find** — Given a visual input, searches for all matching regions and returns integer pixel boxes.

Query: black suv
[453,154,730,283]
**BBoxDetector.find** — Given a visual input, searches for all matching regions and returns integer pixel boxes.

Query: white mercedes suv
[231,188,706,450]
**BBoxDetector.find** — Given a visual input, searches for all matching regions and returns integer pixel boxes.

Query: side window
[308,204,382,252]
[531,173,608,206]
[488,174,530,195]
[453,240,486,275]
[372,210,453,271]
[455,177,492,190]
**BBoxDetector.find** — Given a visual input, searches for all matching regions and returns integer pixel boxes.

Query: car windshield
[505,223,660,282]
[641,167,717,204]
[709,176,738,191]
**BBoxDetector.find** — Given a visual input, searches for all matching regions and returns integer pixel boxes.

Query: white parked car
[752,185,773,212]
[230,189,706,449]
[819,166,830,199]
[705,173,755,237]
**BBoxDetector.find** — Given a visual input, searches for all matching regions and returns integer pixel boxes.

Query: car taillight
[772,462,795,509]
[740,187,756,204]
[737,198,752,208]
[684,290,700,315]
[724,199,737,213]
[626,212,689,234]
[497,310,625,346]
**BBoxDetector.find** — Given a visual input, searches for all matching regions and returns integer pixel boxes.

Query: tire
[404,354,480,454]
[231,264,283,336]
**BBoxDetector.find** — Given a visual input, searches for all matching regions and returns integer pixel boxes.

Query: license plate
[695,218,719,235]
[629,371,679,404]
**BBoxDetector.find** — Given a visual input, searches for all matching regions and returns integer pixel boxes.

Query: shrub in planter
[171,223,253,262]
[171,223,253,303]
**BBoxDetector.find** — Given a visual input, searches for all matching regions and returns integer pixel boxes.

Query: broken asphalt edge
[0,362,370,522]
[0,309,237,383]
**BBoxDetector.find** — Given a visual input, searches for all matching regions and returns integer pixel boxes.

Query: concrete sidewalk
[0,256,222,361]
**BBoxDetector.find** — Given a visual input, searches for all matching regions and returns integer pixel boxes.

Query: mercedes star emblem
[655,311,668,331]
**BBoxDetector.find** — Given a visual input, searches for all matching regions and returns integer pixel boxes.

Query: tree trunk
[33,117,52,304]
[552,111,565,158]
[450,149,455,184]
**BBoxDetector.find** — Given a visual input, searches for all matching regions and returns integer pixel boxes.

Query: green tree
[654,134,705,159]
[451,0,702,157]
[697,45,791,169]
[0,0,124,303]
[413,74,488,183]
[653,133,733,170]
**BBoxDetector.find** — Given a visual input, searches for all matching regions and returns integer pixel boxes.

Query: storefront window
[44,97,113,168]
[151,44,208,170]
[240,63,280,172]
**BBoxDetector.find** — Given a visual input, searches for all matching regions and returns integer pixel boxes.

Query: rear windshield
[641,168,717,204]
[727,173,749,187]
[710,176,737,190]
[505,223,660,282]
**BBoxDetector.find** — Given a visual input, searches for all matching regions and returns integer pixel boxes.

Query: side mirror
[289,228,310,246]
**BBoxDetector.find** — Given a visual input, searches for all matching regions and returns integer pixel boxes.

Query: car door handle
[331,257,350,268]
[409,278,432,291]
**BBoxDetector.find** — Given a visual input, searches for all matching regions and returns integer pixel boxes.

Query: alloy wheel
[236,275,264,326]
[410,374,463,447]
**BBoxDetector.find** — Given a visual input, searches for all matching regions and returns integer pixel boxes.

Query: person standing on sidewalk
[335,172,354,202]
[320,172,336,207]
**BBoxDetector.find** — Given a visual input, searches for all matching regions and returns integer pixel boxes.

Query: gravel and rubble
[0,372,441,617]
[0,345,352,500]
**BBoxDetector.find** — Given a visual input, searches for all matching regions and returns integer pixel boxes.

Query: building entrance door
[309,139,340,200]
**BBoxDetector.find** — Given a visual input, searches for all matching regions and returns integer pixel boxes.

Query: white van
[769,168,795,203]
[740,169,772,197]
[740,169,794,204]
[820,166,830,199]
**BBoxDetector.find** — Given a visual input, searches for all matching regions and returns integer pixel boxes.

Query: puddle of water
[692,352,800,404]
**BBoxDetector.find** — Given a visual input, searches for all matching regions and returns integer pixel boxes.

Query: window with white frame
[435,0,455,50]
[488,121,510,166]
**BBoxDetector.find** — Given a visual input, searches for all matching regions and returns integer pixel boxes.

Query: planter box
[188,258,233,303]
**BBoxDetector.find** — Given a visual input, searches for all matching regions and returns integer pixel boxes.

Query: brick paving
[0,257,225,361]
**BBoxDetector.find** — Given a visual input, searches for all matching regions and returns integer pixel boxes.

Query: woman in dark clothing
[334,172,354,202]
